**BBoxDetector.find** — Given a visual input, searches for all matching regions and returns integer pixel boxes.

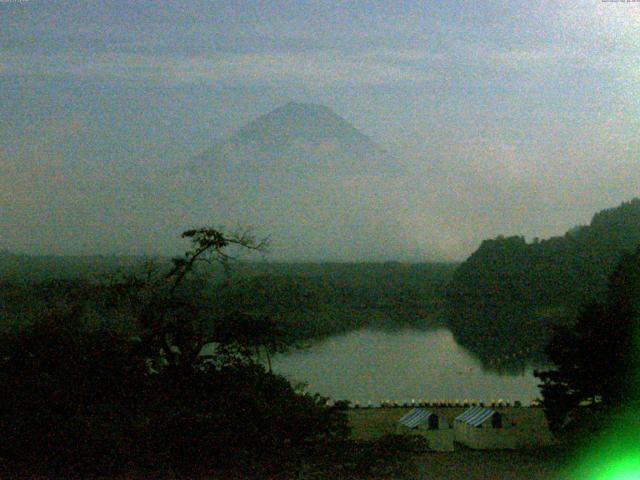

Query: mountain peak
[267,101,341,121]
[193,102,393,176]
[278,101,333,113]
[240,102,346,129]
[226,102,372,150]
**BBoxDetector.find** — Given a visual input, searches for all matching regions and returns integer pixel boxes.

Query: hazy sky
[1,1,638,260]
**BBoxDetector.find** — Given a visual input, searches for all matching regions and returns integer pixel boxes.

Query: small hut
[454,406,516,449]
[396,408,454,451]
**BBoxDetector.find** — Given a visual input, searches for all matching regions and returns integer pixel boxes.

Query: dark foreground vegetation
[0,200,638,477]
[536,245,640,439]
[0,229,425,479]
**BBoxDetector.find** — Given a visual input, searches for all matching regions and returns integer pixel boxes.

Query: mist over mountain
[194,102,393,177]
[1,78,637,260]
[2,0,640,262]
[178,102,432,262]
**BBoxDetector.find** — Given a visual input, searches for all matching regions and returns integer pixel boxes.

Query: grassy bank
[348,407,569,479]
[348,406,554,442]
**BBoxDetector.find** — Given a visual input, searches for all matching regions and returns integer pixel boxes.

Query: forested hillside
[446,198,640,366]
[0,257,456,342]
[210,263,457,342]
[4,199,638,370]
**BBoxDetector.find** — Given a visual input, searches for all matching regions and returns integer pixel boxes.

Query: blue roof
[455,406,499,427]
[455,406,483,422]
[399,408,437,428]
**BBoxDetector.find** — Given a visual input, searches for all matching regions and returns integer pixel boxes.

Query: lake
[272,328,543,406]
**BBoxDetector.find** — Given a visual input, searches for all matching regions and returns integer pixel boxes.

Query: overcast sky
[1,0,638,260]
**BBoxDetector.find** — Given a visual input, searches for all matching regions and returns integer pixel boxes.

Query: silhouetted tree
[212,310,288,371]
[535,246,640,433]
[0,227,353,478]
[110,227,273,369]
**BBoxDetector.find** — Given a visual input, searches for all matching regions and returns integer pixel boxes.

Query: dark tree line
[0,228,354,478]
[446,198,640,366]
[536,245,640,435]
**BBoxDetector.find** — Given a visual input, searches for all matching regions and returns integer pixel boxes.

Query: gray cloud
[0,1,638,259]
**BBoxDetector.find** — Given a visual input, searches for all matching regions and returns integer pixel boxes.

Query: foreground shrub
[0,307,350,478]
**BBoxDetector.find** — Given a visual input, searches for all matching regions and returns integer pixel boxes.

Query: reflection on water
[272,328,542,405]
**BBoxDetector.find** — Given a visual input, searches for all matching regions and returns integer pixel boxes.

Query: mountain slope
[193,102,393,177]
[444,198,640,367]
[176,102,428,261]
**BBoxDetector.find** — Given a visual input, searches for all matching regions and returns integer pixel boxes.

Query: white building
[396,408,454,451]
[454,406,518,449]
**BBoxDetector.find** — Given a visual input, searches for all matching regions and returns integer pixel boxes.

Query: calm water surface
[272,328,542,406]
